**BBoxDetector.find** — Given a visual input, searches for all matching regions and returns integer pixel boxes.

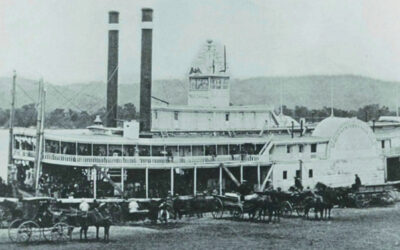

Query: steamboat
[8,9,400,199]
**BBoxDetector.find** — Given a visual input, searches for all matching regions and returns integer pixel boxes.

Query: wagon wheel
[43,222,70,242]
[8,219,23,243]
[355,199,369,208]
[211,198,224,219]
[232,207,243,220]
[282,201,293,217]
[16,221,40,243]
[0,206,6,228]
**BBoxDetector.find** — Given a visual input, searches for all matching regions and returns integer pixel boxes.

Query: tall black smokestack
[140,8,153,132]
[106,11,119,127]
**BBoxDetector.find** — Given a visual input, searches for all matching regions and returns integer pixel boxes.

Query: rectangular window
[174,111,179,120]
[210,78,215,89]
[154,111,158,119]
[286,145,291,153]
[190,79,196,90]
[222,79,228,89]
[283,171,287,180]
[381,140,385,149]
[299,145,304,153]
[309,169,313,178]
[225,113,230,121]
[216,79,221,89]
[296,170,301,178]
[311,144,317,153]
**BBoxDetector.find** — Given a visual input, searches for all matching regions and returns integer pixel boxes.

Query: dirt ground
[1,204,400,250]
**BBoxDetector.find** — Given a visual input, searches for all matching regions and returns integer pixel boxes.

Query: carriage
[276,191,311,217]
[349,184,395,208]
[211,193,261,220]
[8,197,70,243]
[126,195,224,223]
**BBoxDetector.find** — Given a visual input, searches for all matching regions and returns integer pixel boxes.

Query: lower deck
[11,163,272,199]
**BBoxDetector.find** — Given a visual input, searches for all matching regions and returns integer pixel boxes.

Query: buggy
[8,197,70,243]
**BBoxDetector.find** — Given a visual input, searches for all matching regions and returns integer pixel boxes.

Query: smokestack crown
[109,11,119,24]
[142,8,153,22]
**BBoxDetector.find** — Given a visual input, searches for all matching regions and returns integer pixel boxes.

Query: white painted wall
[270,118,385,190]
[272,157,385,190]
[152,109,272,131]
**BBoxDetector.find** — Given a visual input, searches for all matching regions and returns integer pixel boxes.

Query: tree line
[0,103,395,129]
[0,103,138,129]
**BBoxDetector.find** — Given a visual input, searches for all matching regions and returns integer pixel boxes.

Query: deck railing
[269,152,327,161]
[13,149,260,166]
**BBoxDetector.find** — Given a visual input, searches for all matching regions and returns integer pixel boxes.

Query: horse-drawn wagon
[212,193,268,220]
[8,197,70,243]
[349,184,395,208]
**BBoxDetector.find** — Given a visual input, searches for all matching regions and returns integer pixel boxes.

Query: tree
[15,103,37,127]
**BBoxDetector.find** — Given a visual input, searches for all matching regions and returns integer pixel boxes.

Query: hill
[0,75,397,111]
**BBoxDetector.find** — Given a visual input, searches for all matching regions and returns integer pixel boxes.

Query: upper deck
[12,117,400,169]
[12,127,328,168]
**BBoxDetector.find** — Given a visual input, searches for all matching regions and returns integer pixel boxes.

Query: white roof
[378,116,400,123]
[312,117,351,138]
[153,104,273,113]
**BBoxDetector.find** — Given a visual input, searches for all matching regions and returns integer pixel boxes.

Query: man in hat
[238,180,252,201]
[294,176,303,191]
[352,174,362,191]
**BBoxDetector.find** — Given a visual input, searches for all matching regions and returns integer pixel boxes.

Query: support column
[93,168,97,199]
[203,145,206,163]
[194,167,197,195]
[145,167,149,198]
[257,164,261,189]
[219,166,222,195]
[121,168,124,195]
[240,165,243,183]
[170,167,174,195]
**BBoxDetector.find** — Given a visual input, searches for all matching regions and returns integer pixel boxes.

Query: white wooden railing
[13,149,260,166]
[269,152,327,162]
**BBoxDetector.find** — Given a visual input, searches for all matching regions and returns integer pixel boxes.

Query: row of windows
[166,112,230,121]
[286,144,317,153]
[189,78,229,91]
[282,169,313,179]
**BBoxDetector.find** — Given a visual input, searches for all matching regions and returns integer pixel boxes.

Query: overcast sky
[1,0,400,84]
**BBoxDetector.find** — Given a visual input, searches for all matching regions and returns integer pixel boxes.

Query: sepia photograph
[1,0,400,249]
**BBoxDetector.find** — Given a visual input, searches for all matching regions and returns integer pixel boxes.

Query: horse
[303,194,324,220]
[191,194,213,218]
[172,196,192,219]
[256,192,281,223]
[315,182,341,219]
[66,204,112,241]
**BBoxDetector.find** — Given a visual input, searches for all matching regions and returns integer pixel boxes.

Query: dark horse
[66,204,112,241]
[303,193,324,219]
[256,192,281,223]
[303,183,340,220]
[315,182,340,219]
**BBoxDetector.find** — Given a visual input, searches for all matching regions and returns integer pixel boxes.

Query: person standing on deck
[353,174,362,191]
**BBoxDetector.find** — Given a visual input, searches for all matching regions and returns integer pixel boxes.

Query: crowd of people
[38,173,92,198]
[0,177,13,197]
